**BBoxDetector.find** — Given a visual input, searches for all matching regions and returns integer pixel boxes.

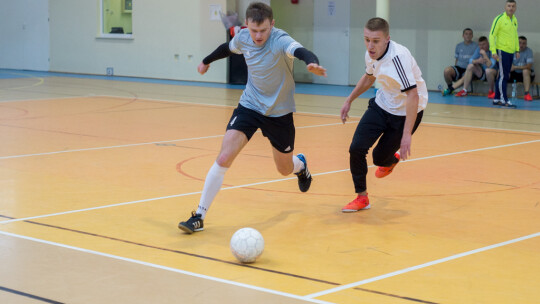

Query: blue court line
[426,90,540,111]
[1,69,539,110]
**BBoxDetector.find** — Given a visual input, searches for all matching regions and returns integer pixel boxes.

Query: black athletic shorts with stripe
[452,66,467,81]
[226,104,295,153]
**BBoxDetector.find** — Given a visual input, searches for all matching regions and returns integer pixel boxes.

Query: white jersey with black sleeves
[365,40,428,116]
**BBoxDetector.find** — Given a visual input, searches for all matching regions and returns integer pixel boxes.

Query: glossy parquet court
[0,73,539,303]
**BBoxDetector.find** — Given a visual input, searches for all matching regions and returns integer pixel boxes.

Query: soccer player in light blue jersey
[179,2,327,234]
[509,36,535,101]
[442,28,477,96]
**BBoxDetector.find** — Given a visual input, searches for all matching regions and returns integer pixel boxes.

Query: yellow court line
[0,72,44,92]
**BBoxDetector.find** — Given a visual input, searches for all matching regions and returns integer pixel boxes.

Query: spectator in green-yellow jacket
[489,0,519,108]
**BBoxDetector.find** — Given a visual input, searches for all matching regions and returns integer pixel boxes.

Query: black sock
[448,85,454,91]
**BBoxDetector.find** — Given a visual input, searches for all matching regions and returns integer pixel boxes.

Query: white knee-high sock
[197,162,228,219]
[292,155,305,174]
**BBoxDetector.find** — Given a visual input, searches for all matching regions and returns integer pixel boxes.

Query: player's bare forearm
[473,58,484,65]
[341,74,375,123]
[347,74,375,103]
[403,89,418,135]
[401,88,419,160]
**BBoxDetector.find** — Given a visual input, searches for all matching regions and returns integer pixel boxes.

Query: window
[100,0,133,38]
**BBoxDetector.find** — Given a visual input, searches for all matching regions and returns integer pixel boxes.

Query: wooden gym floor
[0,72,539,303]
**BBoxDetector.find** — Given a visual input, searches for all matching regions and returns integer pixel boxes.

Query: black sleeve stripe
[392,56,410,89]
[294,47,320,65]
[401,84,417,93]
[202,43,233,65]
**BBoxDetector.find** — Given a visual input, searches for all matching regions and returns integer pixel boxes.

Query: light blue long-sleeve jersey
[230,27,302,117]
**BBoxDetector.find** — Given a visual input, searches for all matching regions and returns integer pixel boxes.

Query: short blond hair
[365,17,389,36]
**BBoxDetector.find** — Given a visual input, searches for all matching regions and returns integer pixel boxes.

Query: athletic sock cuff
[211,162,228,175]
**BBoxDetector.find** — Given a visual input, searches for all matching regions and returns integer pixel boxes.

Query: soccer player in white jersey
[178,2,327,233]
[340,17,428,212]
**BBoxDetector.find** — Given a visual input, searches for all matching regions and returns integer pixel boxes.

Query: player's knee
[216,153,233,167]
[349,145,368,158]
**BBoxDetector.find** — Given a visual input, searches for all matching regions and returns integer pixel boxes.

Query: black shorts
[226,104,295,153]
[509,71,536,82]
[472,68,486,81]
[452,66,467,81]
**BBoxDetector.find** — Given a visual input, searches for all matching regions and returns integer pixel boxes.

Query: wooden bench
[469,80,539,99]
[530,82,540,97]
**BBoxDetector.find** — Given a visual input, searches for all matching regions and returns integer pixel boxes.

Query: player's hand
[340,100,351,124]
[492,53,499,61]
[307,63,327,77]
[198,62,210,75]
[400,133,412,160]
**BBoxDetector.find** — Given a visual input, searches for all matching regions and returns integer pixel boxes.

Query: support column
[374,0,389,89]
[376,0,389,21]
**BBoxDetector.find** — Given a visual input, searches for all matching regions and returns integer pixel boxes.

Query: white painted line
[0,190,202,224]
[2,117,537,161]
[0,230,333,304]
[0,168,343,224]
[2,95,539,160]
[2,94,539,301]
[0,95,80,103]
[422,121,540,134]
[103,95,540,134]
[1,138,538,225]
[402,139,540,162]
[0,135,224,160]
[305,231,540,299]
[0,120,355,160]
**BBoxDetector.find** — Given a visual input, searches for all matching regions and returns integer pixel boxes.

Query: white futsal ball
[230,227,264,263]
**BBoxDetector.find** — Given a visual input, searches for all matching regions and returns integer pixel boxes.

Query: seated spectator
[455,36,497,97]
[442,28,478,96]
[486,67,499,99]
[509,36,535,101]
